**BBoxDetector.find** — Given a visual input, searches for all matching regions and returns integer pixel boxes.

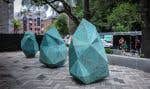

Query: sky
[14,0,22,13]
[14,0,53,17]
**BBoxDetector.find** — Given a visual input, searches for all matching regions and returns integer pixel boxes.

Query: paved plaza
[0,52,150,89]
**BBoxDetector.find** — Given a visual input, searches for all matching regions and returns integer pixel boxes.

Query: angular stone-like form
[21,31,39,58]
[40,27,67,67]
[69,19,109,84]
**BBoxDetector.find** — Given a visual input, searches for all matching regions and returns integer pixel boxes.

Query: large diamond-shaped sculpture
[69,19,109,84]
[21,31,39,58]
[40,27,67,67]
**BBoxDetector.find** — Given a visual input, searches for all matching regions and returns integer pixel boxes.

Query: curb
[107,54,150,73]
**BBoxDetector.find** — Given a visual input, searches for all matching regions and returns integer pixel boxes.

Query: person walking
[135,38,141,54]
[118,37,125,50]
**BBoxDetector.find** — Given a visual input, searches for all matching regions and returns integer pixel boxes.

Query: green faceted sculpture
[40,27,67,67]
[21,31,39,58]
[69,19,109,84]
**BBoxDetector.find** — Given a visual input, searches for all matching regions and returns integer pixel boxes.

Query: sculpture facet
[40,27,67,67]
[69,19,109,84]
[21,31,39,58]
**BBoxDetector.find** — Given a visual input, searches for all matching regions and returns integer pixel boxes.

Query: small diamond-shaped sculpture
[69,19,109,84]
[21,31,39,58]
[40,27,67,67]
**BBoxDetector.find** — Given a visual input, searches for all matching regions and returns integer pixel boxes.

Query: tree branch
[31,0,79,27]
[48,0,61,4]
[44,0,79,25]
[61,0,79,25]
[44,0,64,13]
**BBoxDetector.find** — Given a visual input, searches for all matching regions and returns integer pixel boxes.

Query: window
[23,17,27,21]
[29,18,32,21]
[38,28,40,31]
[29,23,32,26]
[37,18,41,26]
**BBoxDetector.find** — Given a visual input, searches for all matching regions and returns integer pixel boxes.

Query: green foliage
[28,0,142,32]
[105,48,113,54]
[55,14,69,36]
[12,19,22,30]
[72,6,84,20]
[89,0,122,32]
[90,0,111,27]
[107,2,142,32]
[114,23,126,32]
[47,14,69,36]
[140,54,144,58]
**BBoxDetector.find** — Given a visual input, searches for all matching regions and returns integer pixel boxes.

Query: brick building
[22,12,53,34]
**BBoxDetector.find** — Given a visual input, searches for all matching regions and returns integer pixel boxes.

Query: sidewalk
[112,49,140,57]
[0,52,150,89]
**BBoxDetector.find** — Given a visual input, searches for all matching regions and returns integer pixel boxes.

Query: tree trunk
[68,17,77,34]
[61,0,79,34]
[45,0,80,26]
[83,0,90,20]
[64,9,79,26]
[140,0,150,58]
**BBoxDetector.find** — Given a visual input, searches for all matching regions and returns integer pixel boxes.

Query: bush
[12,19,22,33]
[105,48,113,54]
[140,54,144,58]
[107,2,142,32]
[55,14,69,36]
[46,14,69,36]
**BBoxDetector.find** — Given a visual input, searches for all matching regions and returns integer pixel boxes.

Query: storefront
[100,31,142,52]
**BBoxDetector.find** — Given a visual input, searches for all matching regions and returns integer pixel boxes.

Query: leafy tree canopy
[46,14,69,36]
[54,14,69,36]
[23,0,142,32]
[12,19,22,30]
[107,2,142,32]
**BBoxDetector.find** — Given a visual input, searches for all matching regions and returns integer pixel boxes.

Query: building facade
[23,14,53,34]
[0,0,14,33]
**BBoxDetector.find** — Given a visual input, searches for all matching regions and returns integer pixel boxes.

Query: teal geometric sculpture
[40,27,67,68]
[21,31,39,58]
[69,19,109,84]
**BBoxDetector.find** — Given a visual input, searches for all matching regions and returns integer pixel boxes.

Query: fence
[0,34,43,52]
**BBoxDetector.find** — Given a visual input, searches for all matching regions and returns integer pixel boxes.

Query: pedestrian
[123,41,128,52]
[118,37,125,50]
[135,38,141,54]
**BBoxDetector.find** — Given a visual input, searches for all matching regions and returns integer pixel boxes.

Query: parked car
[63,35,71,46]
[101,39,113,47]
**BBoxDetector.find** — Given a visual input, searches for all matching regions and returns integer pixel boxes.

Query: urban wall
[0,34,43,52]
